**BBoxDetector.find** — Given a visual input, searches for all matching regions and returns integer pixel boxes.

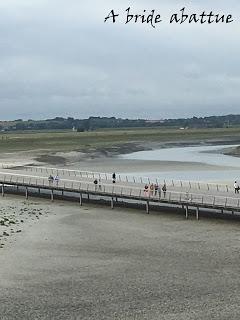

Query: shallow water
[119,144,240,183]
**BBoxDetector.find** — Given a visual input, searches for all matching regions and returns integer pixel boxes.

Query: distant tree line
[1,114,240,131]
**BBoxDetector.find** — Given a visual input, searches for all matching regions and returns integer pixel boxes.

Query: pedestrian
[144,184,149,196]
[54,175,60,185]
[150,183,154,196]
[48,175,54,185]
[162,183,167,197]
[154,184,159,196]
[234,181,239,194]
[94,178,98,190]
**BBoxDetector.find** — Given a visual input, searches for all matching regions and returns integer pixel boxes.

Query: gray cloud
[0,0,239,119]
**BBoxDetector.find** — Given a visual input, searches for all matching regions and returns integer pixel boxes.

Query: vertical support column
[2,184,4,197]
[185,206,188,219]
[196,207,199,220]
[87,194,90,201]
[111,197,114,209]
[146,200,150,214]
[25,187,28,200]
[51,189,54,202]
[79,193,82,206]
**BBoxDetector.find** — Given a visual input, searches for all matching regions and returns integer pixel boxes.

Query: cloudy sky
[0,0,240,120]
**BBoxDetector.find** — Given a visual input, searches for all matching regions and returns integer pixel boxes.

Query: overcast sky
[0,0,240,120]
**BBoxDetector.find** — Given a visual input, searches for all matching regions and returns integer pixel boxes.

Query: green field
[0,127,240,153]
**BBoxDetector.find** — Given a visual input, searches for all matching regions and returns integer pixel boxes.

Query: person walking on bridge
[234,181,239,194]
[162,183,167,198]
[112,172,116,184]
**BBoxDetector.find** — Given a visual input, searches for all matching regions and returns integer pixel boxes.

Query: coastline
[0,135,240,169]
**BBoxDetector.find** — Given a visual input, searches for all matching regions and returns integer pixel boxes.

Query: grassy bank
[0,127,240,154]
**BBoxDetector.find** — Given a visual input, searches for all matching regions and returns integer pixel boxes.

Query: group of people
[48,175,60,185]
[93,172,116,189]
[144,183,167,197]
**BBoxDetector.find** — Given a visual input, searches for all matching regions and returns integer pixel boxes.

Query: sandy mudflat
[0,197,50,249]
[67,158,238,173]
[1,198,240,319]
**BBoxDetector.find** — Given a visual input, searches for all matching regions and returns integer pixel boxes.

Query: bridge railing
[0,173,240,210]
[1,163,233,194]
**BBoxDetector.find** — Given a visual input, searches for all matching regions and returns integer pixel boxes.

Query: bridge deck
[0,165,239,218]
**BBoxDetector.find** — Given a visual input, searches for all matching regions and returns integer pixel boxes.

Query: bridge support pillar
[87,194,90,201]
[25,187,28,200]
[79,193,82,206]
[51,190,54,202]
[111,197,114,209]
[146,201,150,214]
[196,207,199,220]
[185,206,188,219]
[2,184,4,197]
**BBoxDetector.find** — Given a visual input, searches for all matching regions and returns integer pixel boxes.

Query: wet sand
[1,199,240,319]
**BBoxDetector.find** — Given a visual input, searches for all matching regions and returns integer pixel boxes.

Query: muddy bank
[223,145,240,158]
[1,137,240,168]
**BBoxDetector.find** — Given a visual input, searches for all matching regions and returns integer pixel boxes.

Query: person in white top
[234,181,239,194]
[54,175,60,186]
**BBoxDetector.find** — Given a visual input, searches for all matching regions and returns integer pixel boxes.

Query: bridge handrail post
[225,198,227,207]
[169,192,171,201]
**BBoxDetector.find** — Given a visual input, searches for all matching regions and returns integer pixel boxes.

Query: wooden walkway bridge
[0,164,240,220]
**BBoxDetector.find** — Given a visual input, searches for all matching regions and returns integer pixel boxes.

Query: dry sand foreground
[1,197,240,319]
